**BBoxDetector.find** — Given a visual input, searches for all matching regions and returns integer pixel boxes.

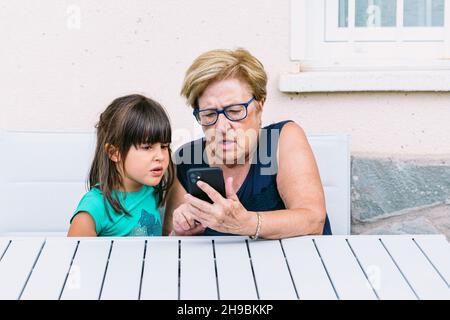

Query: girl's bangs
[124,100,172,148]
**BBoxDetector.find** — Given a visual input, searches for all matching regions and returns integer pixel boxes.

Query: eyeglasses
[193,96,255,126]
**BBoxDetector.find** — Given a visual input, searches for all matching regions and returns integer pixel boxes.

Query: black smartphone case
[186,167,226,203]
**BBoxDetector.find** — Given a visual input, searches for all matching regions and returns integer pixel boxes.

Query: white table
[0,235,449,300]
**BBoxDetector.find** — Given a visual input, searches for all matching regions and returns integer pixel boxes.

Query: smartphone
[186,167,226,203]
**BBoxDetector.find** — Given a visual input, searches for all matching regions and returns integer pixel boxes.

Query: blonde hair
[181,48,267,108]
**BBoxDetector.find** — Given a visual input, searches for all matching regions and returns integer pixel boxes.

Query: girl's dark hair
[88,94,174,220]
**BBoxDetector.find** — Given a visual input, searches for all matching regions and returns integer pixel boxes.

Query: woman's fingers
[225,176,239,200]
[173,206,196,231]
[187,203,214,226]
[184,193,214,212]
[174,211,190,231]
[173,219,185,233]
[189,223,206,235]
[196,180,226,204]
[181,212,195,230]
[173,203,211,235]
[173,217,205,236]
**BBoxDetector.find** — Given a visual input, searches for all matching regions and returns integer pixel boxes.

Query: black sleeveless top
[175,120,332,236]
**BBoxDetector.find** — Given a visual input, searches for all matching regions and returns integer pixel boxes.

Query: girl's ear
[105,143,120,162]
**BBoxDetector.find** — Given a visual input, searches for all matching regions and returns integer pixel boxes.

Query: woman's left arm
[184,122,326,239]
[255,121,326,239]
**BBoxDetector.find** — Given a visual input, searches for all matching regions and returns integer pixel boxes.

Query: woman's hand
[172,203,206,236]
[183,177,256,235]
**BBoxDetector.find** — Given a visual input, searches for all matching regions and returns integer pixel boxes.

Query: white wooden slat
[281,237,337,300]
[1,235,447,301]
[314,237,377,300]
[140,239,179,300]
[100,240,145,300]
[214,238,257,300]
[414,236,450,286]
[347,237,417,300]
[381,236,450,300]
[248,240,297,300]
[60,239,111,300]
[180,239,217,300]
[0,238,45,300]
[20,238,78,300]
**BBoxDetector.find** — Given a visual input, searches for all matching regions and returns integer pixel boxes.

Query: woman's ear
[105,143,120,162]
[256,98,265,113]
[255,98,265,126]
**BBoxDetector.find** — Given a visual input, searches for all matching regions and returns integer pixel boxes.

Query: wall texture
[1,0,449,236]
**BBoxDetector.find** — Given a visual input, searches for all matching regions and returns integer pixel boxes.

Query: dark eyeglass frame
[193,96,256,126]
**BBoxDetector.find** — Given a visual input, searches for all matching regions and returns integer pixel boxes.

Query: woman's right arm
[163,175,205,236]
[163,176,185,235]
[67,212,97,237]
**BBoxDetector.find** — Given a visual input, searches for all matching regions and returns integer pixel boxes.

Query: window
[290,0,450,70]
[326,0,445,41]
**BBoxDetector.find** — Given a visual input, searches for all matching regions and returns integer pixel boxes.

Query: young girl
[68,94,174,237]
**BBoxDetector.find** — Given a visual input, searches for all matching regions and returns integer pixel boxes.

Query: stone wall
[351,156,450,239]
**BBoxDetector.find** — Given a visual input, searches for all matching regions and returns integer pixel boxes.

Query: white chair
[0,131,96,236]
[0,131,350,235]
[308,135,351,235]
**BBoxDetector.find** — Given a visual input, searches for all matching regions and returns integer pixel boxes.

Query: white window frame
[282,0,450,92]
[290,0,450,70]
[325,0,445,42]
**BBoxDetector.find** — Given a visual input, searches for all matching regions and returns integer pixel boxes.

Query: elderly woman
[164,48,331,239]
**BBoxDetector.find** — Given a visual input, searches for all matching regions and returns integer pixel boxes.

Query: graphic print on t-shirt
[130,209,162,236]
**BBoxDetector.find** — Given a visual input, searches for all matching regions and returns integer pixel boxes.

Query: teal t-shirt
[71,185,162,237]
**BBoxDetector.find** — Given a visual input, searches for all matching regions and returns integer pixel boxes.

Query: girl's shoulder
[80,186,103,199]
[71,187,108,234]
[76,187,107,211]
